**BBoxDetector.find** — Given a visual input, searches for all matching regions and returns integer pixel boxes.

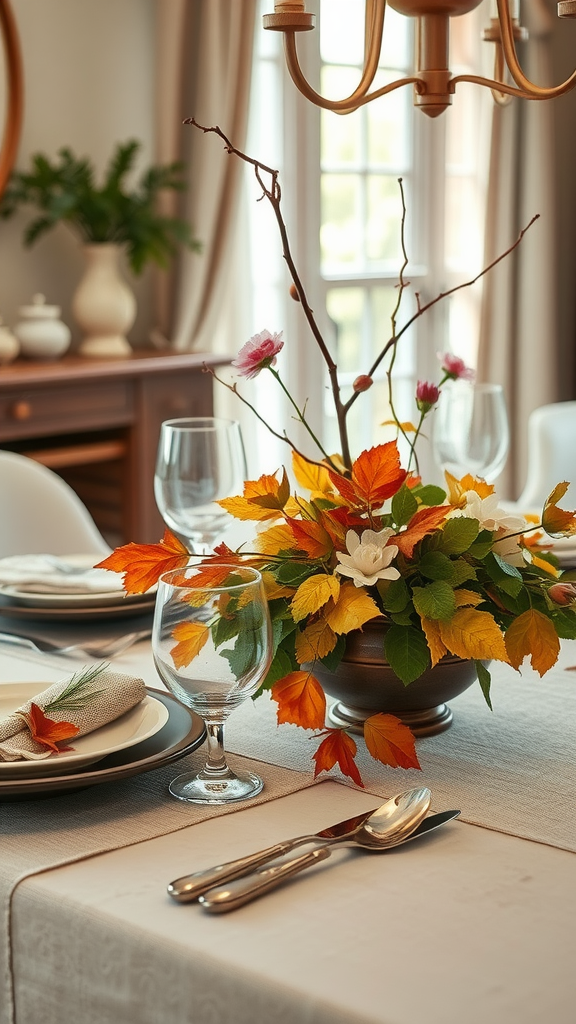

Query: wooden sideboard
[0,350,230,544]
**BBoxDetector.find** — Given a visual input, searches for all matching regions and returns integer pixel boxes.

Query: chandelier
[263,0,576,118]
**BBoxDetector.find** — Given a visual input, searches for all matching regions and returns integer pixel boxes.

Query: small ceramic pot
[14,294,71,359]
[313,617,478,736]
[0,319,19,364]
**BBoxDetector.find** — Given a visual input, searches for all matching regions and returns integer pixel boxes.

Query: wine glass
[152,564,272,804]
[432,382,510,483]
[154,417,247,554]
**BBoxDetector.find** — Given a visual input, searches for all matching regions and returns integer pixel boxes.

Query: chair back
[0,451,110,556]
[516,401,576,511]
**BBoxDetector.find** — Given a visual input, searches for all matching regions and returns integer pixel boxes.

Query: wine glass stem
[203,720,229,776]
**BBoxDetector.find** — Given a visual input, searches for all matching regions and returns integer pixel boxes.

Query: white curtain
[478,0,557,499]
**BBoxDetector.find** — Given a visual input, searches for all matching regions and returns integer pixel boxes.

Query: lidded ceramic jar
[0,317,19,364]
[14,293,71,359]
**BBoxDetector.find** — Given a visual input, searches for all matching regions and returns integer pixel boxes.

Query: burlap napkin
[0,666,146,761]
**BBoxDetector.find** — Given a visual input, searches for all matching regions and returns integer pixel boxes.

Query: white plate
[0,684,169,777]
[0,553,157,609]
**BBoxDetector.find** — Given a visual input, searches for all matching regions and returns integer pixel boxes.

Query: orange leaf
[542,482,576,538]
[312,729,363,787]
[453,589,484,608]
[445,471,494,506]
[170,621,210,669]
[255,524,299,555]
[325,581,381,635]
[24,703,79,754]
[291,451,332,496]
[395,505,451,558]
[287,517,334,559]
[439,608,509,662]
[420,616,448,667]
[353,442,408,506]
[95,530,189,594]
[271,671,326,729]
[217,496,279,522]
[504,608,560,676]
[295,617,338,664]
[244,469,290,511]
[364,713,421,770]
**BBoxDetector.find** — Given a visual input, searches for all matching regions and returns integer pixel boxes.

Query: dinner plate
[0,684,170,777]
[0,689,205,799]
[0,594,157,621]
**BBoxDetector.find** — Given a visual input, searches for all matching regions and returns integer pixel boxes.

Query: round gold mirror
[0,0,23,198]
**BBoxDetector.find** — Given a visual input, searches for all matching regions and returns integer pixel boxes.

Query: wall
[0,0,156,348]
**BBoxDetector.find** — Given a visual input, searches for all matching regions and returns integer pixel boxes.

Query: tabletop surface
[1,640,575,1024]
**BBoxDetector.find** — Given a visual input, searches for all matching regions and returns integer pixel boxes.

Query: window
[247,2,489,476]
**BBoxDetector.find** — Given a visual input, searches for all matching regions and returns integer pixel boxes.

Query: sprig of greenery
[0,140,201,275]
[44,663,108,713]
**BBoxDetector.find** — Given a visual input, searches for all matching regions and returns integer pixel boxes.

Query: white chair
[0,451,111,557]
[516,401,576,511]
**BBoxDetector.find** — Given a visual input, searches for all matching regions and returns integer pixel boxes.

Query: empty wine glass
[432,382,509,483]
[154,417,247,553]
[152,564,272,804]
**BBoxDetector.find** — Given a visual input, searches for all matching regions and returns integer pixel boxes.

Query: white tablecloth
[1,643,576,1024]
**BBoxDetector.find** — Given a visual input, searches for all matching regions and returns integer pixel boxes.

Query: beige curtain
[154,0,257,350]
[478,0,557,499]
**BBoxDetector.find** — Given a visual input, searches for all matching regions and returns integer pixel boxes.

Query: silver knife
[168,805,386,902]
[198,810,461,913]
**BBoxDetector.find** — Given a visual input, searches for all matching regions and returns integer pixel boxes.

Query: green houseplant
[0,140,201,355]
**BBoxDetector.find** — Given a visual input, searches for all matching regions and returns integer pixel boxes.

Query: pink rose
[439,352,475,381]
[415,380,440,413]
[232,330,284,379]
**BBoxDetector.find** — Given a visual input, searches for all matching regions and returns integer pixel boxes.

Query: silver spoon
[199,807,460,914]
[168,786,431,903]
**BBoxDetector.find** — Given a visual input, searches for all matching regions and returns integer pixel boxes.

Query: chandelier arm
[491,43,514,107]
[282,2,386,115]
[496,0,576,98]
[450,74,529,100]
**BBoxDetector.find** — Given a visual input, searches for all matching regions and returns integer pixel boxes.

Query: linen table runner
[0,752,316,1024]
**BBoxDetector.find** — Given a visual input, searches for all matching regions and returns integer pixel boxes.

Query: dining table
[1,624,575,1024]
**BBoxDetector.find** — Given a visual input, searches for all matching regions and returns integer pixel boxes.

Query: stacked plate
[0,685,205,799]
[0,553,156,621]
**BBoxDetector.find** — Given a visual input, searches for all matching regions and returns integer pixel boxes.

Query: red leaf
[330,443,407,510]
[271,671,326,730]
[395,505,451,558]
[95,529,190,594]
[25,703,79,754]
[312,729,363,787]
[286,518,333,558]
[363,713,421,770]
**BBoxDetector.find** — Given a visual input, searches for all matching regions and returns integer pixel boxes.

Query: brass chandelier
[263,0,576,118]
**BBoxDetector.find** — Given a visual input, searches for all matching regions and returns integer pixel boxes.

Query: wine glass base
[168,768,264,805]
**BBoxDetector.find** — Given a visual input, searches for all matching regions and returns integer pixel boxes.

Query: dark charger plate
[0,689,205,799]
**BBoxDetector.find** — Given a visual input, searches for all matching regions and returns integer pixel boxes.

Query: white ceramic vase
[73,243,136,358]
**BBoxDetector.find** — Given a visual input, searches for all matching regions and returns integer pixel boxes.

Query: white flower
[492,529,525,568]
[335,528,400,588]
[455,490,527,534]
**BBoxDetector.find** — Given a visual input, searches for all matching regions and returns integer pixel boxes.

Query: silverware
[168,787,431,903]
[199,809,461,913]
[0,628,151,659]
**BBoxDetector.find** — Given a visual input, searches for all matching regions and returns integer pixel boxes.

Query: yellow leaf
[505,608,560,676]
[254,524,296,555]
[420,616,448,668]
[260,570,295,600]
[439,608,509,662]
[217,496,278,522]
[531,555,559,577]
[444,471,494,507]
[291,574,341,622]
[453,589,484,608]
[170,622,210,669]
[291,451,332,495]
[295,617,338,664]
[380,419,418,434]
[325,581,380,635]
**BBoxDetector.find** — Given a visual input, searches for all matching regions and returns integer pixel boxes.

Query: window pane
[321,174,362,267]
[326,287,364,374]
[367,175,404,264]
[320,0,366,66]
[321,69,362,166]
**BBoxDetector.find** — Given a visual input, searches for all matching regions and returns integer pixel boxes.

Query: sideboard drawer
[0,381,133,440]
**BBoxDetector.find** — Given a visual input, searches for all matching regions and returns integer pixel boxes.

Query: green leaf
[467,529,495,560]
[484,553,523,597]
[378,576,410,613]
[391,485,418,528]
[440,517,480,555]
[390,608,416,626]
[414,484,447,506]
[276,561,317,586]
[550,609,576,640]
[475,660,492,710]
[412,580,456,621]
[318,633,346,672]
[492,553,523,579]
[258,648,294,693]
[384,625,430,685]
[450,558,477,586]
[418,551,455,581]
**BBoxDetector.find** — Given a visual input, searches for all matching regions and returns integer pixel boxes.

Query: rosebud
[289,284,300,302]
[438,352,475,381]
[415,380,440,413]
[353,374,373,393]
[548,582,576,606]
